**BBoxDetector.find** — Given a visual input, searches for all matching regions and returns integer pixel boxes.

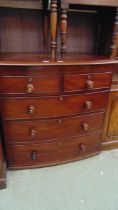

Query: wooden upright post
[50,0,58,61]
[42,0,49,60]
[60,8,68,59]
[60,1,69,60]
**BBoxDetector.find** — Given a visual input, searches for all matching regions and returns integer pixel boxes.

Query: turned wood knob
[59,96,64,101]
[31,151,37,160]
[26,83,34,93]
[27,105,36,114]
[81,122,89,131]
[84,101,92,110]
[30,128,37,138]
[58,119,63,124]
[86,80,94,89]
[57,141,62,146]
[79,143,86,152]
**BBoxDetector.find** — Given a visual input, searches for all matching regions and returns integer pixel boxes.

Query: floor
[0,149,118,210]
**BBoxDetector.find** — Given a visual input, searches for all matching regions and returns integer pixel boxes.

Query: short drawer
[5,112,105,143]
[3,91,109,119]
[7,133,101,167]
[64,72,112,92]
[0,75,60,94]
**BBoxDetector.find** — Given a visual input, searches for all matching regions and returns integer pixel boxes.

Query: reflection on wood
[108,95,118,136]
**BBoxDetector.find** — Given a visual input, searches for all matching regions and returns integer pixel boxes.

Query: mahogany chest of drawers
[0,63,113,169]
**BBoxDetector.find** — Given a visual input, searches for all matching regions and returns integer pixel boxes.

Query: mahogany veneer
[0,0,118,189]
[4,112,105,143]
[7,133,101,168]
[0,62,113,170]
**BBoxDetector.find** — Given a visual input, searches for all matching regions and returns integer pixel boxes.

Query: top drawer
[64,72,112,92]
[0,75,60,95]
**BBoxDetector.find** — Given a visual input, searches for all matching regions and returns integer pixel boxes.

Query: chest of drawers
[0,63,113,169]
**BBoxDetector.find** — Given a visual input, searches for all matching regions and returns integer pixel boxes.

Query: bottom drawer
[7,133,101,168]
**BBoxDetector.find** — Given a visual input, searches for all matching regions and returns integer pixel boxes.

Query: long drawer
[7,133,101,168]
[2,91,109,119]
[64,72,112,92]
[5,112,105,143]
[0,75,60,94]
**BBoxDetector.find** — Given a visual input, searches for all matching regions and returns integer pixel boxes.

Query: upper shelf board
[65,0,118,7]
[0,0,43,10]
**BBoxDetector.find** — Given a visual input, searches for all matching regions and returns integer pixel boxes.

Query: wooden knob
[57,141,62,146]
[79,143,86,152]
[58,119,63,124]
[27,105,36,114]
[59,96,64,101]
[30,128,37,138]
[81,122,89,131]
[86,80,94,89]
[26,83,34,93]
[31,151,37,160]
[84,101,92,110]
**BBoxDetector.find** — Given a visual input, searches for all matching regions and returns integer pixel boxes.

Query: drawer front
[64,72,112,92]
[3,91,109,119]
[7,133,101,167]
[0,76,60,94]
[5,112,105,143]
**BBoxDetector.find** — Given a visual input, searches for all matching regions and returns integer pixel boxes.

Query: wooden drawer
[3,91,109,119]
[64,72,112,92]
[7,133,101,168]
[5,112,105,143]
[0,75,60,94]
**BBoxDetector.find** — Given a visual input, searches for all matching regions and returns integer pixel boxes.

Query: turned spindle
[50,0,58,60]
[42,0,49,59]
[60,8,68,59]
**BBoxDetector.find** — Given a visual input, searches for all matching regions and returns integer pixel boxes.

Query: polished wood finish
[0,8,44,54]
[0,75,60,95]
[64,72,112,92]
[7,133,101,168]
[59,2,118,59]
[0,0,118,175]
[102,89,118,150]
[2,91,109,119]
[107,94,118,136]
[50,0,58,60]
[42,0,49,59]
[0,0,42,10]
[4,112,105,143]
[65,0,118,7]
[60,8,68,59]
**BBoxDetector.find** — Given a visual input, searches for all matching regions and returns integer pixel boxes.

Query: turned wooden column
[50,0,58,60]
[60,8,68,59]
[111,8,118,59]
[42,0,49,60]
[60,1,69,60]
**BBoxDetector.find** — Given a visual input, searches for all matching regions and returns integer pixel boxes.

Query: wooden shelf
[0,0,42,10]
[68,0,118,7]
[0,53,117,66]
